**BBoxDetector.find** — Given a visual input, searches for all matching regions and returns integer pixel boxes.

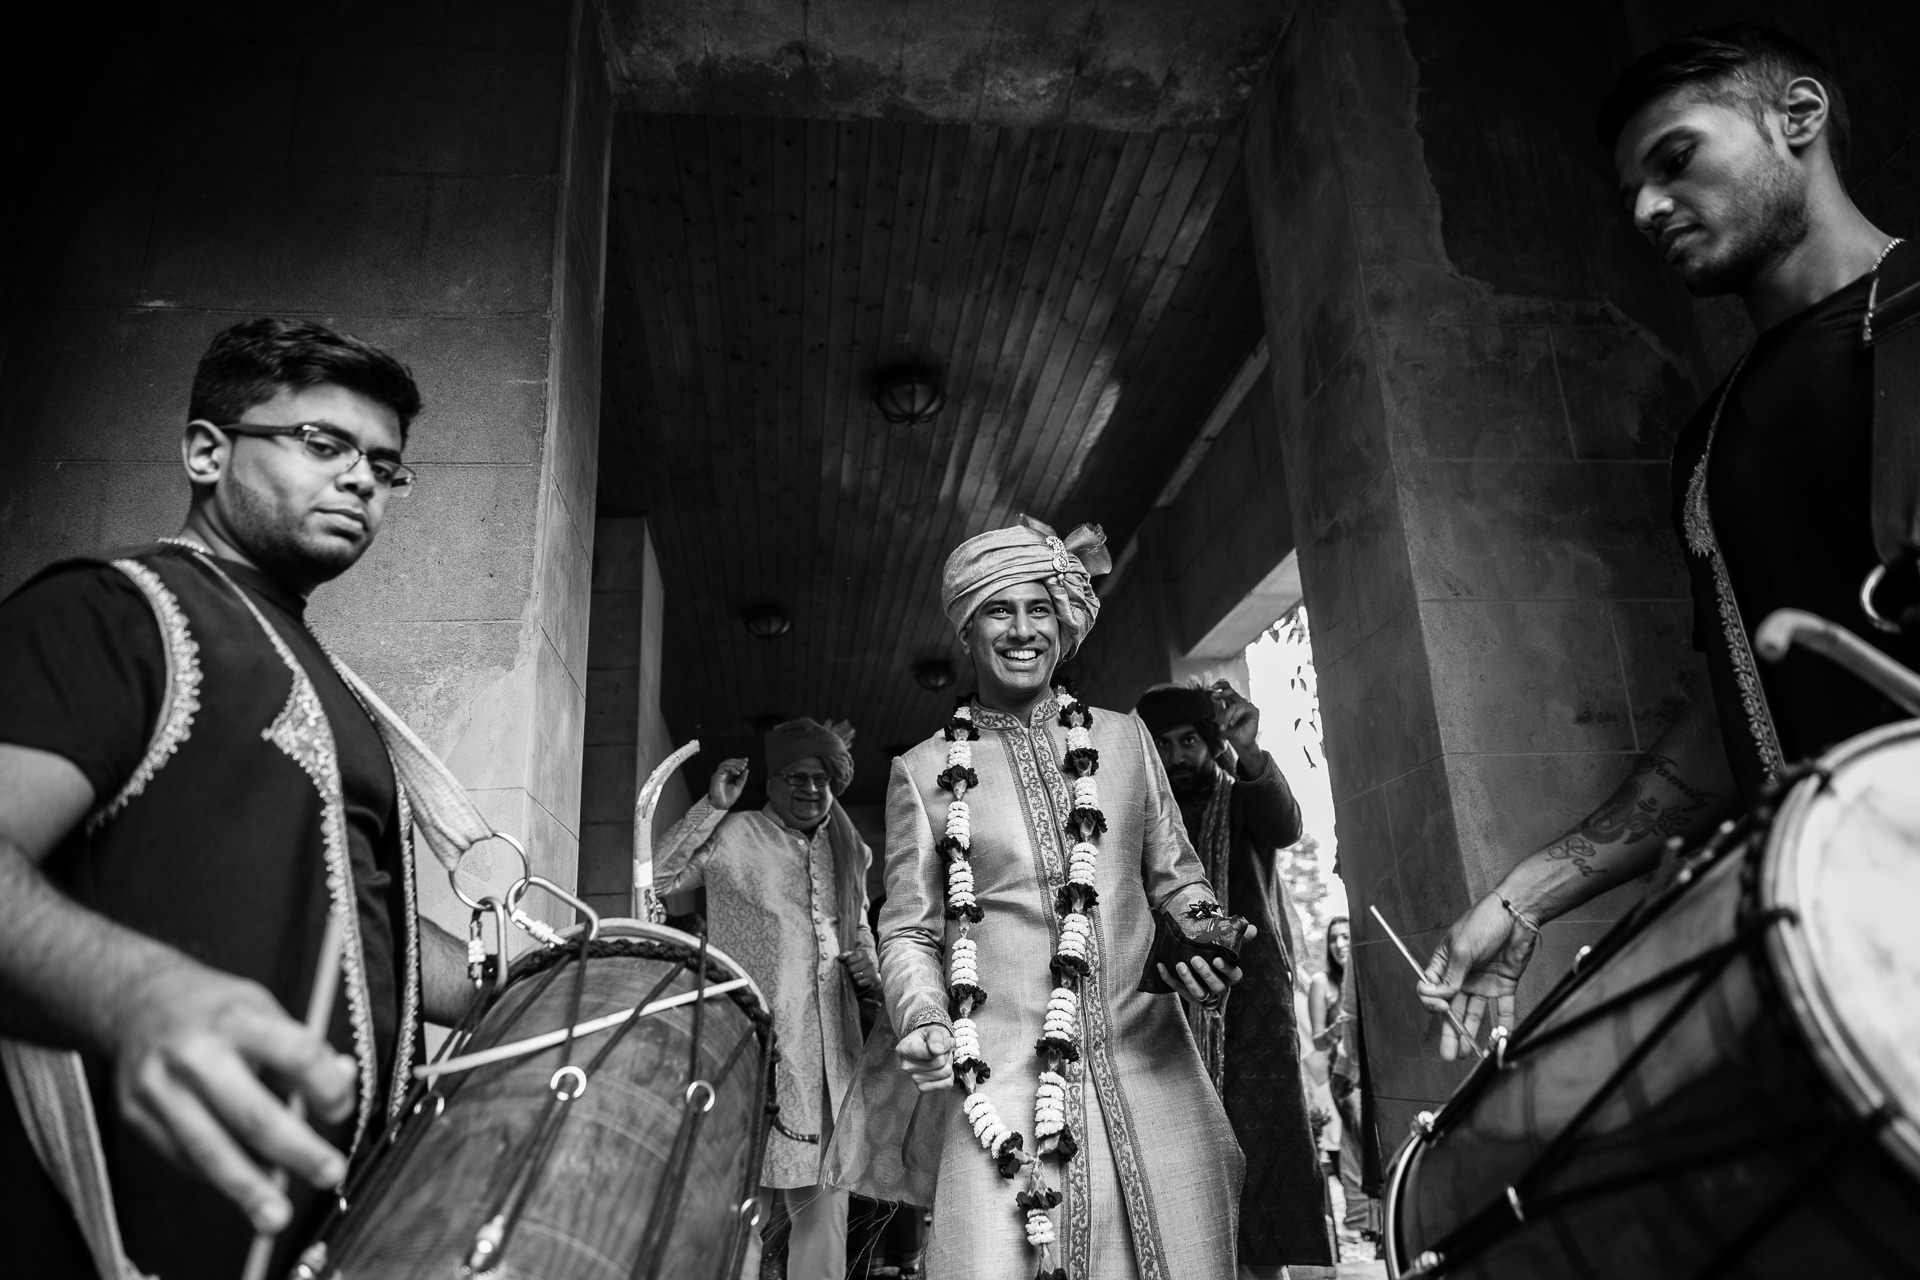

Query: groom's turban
[764,718,856,795]
[941,515,1112,659]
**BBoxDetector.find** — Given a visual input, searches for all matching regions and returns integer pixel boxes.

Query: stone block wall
[579,517,691,922]
[1072,364,1297,707]
[0,0,612,931]
[1244,0,1711,1145]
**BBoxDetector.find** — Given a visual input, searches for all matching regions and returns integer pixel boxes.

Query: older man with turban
[654,718,876,1280]
[833,515,1249,1280]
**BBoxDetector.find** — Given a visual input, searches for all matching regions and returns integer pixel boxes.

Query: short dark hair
[1595,24,1850,177]
[189,318,424,442]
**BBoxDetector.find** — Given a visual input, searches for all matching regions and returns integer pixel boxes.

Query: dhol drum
[293,919,777,1280]
[1386,721,1920,1279]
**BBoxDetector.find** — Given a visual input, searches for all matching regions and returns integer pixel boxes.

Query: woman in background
[1309,917,1380,1254]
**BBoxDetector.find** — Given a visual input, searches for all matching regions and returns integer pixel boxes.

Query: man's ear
[1778,76,1831,156]
[181,419,229,487]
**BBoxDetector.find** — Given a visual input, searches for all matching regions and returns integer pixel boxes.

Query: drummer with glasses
[653,718,880,1280]
[1420,25,1915,1057]
[0,317,475,1278]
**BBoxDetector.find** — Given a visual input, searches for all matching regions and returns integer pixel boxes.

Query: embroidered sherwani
[880,698,1242,1280]
[654,801,874,1188]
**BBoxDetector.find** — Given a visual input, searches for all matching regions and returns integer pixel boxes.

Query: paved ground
[1338,1262,1388,1279]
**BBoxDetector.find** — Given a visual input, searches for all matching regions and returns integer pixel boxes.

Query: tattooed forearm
[1575,753,1719,852]
[1542,832,1603,876]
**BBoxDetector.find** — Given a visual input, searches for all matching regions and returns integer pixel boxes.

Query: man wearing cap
[653,718,877,1280]
[847,515,1249,1279]
[1135,681,1332,1279]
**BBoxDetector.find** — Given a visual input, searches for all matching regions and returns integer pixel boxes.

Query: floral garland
[939,687,1102,1280]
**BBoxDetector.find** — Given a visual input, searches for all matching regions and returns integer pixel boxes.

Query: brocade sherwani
[654,801,874,1188]
[880,696,1242,1280]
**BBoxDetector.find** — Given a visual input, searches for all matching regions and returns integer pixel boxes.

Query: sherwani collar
[970,693,1062,731]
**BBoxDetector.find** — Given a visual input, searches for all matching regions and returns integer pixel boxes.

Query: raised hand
[708,758,750,810]
[1211,680,1261,756]
[1417,893,1539,1060]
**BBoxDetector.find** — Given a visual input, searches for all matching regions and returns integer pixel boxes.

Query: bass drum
[1386,722,1920,1278]
[295,920,776,1280]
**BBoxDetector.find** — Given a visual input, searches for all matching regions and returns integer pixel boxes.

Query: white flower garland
[938,689,1103,1280]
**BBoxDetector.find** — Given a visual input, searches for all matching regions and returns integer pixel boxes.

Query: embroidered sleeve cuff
[904,1007,953,1034]
[1155,877,1215,912]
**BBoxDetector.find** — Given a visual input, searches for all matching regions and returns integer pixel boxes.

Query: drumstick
[1369,905,1487,1059]
[240,909,346,1280]
[410,977,755,1081]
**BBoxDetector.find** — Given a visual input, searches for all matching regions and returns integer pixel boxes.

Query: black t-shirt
[1672,271,1920,793]
[0,555,404,1088]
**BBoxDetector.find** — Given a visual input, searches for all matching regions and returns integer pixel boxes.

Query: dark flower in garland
[1016,1186,1064,1212]
[944,695,981,741]
[1067,806,1108,838]
[994,1131,1027,1179]
[938,762,981,793]
[1054,883,1099,916]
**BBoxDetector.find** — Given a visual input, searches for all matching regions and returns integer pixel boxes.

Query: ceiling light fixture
[873,370,947,425]
[913,658,957,692]
[744,605,791,640]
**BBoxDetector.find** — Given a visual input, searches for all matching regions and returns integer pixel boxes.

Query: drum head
[548,917,773,1015]
[1766,721,1920,1175]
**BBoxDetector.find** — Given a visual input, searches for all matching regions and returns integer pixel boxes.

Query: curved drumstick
[634,739,701,921]
[1754,608,1920,714]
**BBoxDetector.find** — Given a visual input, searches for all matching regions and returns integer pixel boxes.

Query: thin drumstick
[1368,905,1487,1059]
[240,909,346,1280]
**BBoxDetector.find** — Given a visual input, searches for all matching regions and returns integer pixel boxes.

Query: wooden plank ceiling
[600,112,1265,806]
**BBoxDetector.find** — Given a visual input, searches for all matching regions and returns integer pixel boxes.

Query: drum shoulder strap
[1868,238,1920,571]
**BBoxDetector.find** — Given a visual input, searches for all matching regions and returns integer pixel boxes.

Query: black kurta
[1175,751,1333,1268]
[1672,270,1920,798]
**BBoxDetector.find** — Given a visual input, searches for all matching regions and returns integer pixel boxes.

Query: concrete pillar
[0,0,613,930]
[579,516,690,921]
[1242,0,1708,1143]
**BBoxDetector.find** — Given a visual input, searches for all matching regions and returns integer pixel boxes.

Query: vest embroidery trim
[89,560,203,831]
[1682,354,1785,784]
[200,560,382,1162]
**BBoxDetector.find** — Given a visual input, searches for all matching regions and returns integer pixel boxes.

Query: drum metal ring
[738,1197,763,1229]
[1860,563,1903,634]
[450,831,531,911]
[686,1079,717,1113]
[504,874,603,943]
[1491,1025,1512,1069]
[551,1065,589,1101]
[410,1092,446,1122]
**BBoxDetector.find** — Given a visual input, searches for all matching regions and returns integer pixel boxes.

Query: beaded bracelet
[1499,895,1543,936]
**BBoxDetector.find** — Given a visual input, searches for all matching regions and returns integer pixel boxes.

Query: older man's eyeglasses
[215,422,417,494]
[777,771,832,792]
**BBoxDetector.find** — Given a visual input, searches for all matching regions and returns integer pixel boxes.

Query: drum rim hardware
[1760,721,1920,1181]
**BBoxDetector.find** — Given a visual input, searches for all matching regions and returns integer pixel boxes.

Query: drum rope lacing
[295,932,779,1280]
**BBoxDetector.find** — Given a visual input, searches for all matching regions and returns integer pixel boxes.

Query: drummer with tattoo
[0,319,475,1277]
[1420,25,1918,1052]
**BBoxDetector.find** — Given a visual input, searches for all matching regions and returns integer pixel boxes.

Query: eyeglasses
[776,771,832,792]
[214,422,417,494]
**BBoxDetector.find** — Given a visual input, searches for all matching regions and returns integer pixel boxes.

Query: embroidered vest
[10,543,421,1277]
